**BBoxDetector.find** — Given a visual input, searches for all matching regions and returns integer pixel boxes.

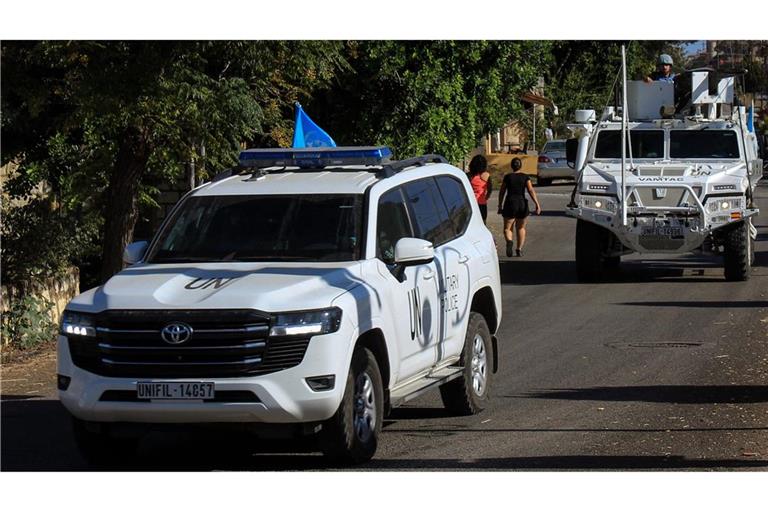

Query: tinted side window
[435,175,471,236]
[376,188,413,262]
[402,178,454,246]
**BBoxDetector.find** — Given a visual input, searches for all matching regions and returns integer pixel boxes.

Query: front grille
[631,186,702,209]
[68,310,311,378]
[635,167,687,177]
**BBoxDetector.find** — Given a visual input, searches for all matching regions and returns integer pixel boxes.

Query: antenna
[621,45,628,227]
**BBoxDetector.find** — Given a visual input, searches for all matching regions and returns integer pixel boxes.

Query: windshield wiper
[232,255,314,262]
[149,257,233,263]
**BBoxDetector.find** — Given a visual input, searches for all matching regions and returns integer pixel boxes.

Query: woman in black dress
[497,158,542,257]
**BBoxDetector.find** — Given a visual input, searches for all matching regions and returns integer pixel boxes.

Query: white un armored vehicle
[58,146,502,465]
[566,67,762,281]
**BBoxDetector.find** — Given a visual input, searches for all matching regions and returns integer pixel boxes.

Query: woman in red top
[468,155,493,224]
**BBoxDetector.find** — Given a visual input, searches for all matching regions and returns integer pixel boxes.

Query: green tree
[543,41,684,136]
[309,41,552,162]
[2,41,346,283]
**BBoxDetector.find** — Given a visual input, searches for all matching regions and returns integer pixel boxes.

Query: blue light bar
[239,146,393,168]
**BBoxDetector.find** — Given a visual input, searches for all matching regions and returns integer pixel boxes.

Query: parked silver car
[537,139,576,186]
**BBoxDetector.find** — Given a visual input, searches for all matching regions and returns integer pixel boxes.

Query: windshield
[147,194,363,263]
[594,130,664,159]
[670,130,740,159]
[543,141,566,152]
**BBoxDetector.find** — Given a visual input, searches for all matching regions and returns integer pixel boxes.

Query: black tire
[537,177,552,187]
[71,417,139,467]
[723,221,752,281]
[604,255,621,269]
[439,313,492,415]
[575,219,607,282]
[320,347,383,465]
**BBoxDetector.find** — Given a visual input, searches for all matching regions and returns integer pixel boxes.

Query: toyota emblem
[161,322,193,344]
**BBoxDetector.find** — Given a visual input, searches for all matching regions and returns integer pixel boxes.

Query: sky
[683,41,707,56]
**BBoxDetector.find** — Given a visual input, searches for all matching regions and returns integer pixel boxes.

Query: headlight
[269,308,342,337]
[61,311,96,338]
[579,195,617,213]
[707,196,743,213]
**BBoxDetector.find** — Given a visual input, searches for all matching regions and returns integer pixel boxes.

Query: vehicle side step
[389,366,463,408]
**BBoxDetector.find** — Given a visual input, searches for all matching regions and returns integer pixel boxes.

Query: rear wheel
[723,221,752,281]
[575,219,608,282]
[439,313,492,415]
[320,346,383,465]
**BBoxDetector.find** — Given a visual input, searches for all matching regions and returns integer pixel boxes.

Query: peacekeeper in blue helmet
[644,53,676,83]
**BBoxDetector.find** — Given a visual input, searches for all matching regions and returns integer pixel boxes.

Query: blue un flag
[292,103,336,148]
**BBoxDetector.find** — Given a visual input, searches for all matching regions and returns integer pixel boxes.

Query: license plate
[641,226,683,237]
[137,382,215,400]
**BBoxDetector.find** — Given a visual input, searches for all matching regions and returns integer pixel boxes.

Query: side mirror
[394,238,434,267]
[565,138,579,168]
[123,241,149,265]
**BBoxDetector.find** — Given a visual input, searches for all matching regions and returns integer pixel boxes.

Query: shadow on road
[0,398,330,471]
[512,385,768,404]
[535,210,571,218]
[499,258,727,286]
[363,454,768,470]
[387,407,458,420]
[500,260,578,285]
[755,250,768,267]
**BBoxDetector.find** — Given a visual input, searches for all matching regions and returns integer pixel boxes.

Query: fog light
[721,201,730,209]
[594,200,603,209]
[57,374,71,391]
[306,375,335,391]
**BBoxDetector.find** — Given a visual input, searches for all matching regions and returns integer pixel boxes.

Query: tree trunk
[99,127,150,283]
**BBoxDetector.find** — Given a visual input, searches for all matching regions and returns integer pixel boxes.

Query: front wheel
[320,346,383,465]
[439,313,493,415]
[575,219,607,282]
[723,220,752,281]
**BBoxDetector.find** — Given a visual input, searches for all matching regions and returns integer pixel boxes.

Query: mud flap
[491,335,499,374]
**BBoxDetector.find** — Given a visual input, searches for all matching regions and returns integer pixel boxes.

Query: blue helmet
[658,54,673,65]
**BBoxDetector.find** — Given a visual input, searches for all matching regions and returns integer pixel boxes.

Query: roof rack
[379,154,449,178]
[224,146,448,181]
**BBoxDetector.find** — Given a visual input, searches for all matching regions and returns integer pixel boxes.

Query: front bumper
[566,205,759,253]
[57,332,352,424]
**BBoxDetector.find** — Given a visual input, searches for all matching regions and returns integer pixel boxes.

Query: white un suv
[58,146,502,464]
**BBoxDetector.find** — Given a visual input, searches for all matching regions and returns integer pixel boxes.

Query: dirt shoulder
[1,344,58,399]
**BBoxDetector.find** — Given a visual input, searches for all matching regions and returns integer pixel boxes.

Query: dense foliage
[310,41,552,162]
[542,41,684,137]
[2,41,346,283]
[0,295,57,351]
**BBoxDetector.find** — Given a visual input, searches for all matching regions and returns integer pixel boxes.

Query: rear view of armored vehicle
[566,67,762,281]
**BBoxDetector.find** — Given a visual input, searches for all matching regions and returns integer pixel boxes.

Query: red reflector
[538,156,551,163]
[730,212,742,220]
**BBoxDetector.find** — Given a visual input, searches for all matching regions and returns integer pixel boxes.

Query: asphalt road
[2,180,767,471]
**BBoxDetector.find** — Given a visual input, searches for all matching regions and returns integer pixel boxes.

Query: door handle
[458,255,470,264]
